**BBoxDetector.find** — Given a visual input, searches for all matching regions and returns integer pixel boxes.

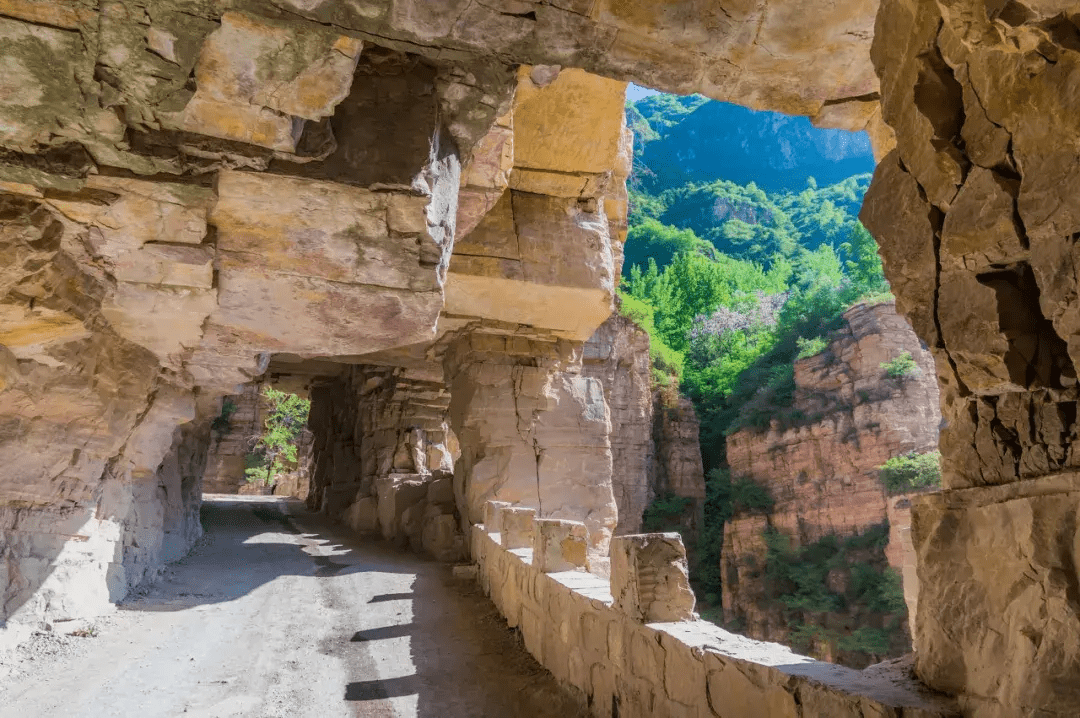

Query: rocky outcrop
[3,0,1080,712]
[583,314,707,536]
[859,0,1080,709]
[583,314,654,534]
[654,395,708,532]
[726,302,940,542]
[721,302,940,663]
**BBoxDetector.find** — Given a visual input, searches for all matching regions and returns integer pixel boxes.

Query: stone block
[375,475,429,540]
[661,631,707,707]
[483,500,512,533]
[611,533,696,623]
[421,511,466,562]
[498,506,536,550]
[533,518,590,573]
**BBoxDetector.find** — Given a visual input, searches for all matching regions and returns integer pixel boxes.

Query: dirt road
[0,496,589,718]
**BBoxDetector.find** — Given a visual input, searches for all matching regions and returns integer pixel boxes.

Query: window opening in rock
[620,89,938,668]
[203,382,313,498]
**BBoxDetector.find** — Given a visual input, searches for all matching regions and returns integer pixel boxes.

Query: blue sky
[626,83,660,102]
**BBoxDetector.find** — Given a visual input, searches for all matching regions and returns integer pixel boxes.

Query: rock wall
[2,0,1079,711]
[721,301,940,661]
[726,302,940,542]
[582,314,707,536]
[860,0,1080,709]
[583,314,655,535]
[653,395,708,533]
[471,499,957,718]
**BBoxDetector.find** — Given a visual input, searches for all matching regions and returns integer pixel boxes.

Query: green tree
[878,451,941,494]
[246,387,311,486]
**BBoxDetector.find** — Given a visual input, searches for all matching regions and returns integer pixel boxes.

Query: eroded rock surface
[722,302,940,663]
[861,0,1080,710]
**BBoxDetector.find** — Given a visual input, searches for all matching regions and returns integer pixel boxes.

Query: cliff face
[583,314,707,536]
[722,301,940,665]
[3,1,1080,712]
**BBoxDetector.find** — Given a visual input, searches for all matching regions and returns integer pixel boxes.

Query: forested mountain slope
[620,94,927,668]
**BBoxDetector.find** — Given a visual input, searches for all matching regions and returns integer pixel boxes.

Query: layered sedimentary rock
[305,363,466,561]
[860,0,1080,710]
[583,314,654,534]
[1,0,1078,713]
[722,302,939,660]
[726,302,940,542]
[583,314,707,535]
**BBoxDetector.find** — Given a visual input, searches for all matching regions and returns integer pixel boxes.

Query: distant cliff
[721,301,940,667]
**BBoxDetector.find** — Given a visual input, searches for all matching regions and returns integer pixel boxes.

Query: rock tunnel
[2,1,1080,715]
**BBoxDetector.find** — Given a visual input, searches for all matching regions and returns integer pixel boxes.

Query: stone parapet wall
[472,499,957,718]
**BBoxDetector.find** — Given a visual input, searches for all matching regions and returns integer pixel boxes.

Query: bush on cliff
[878,451,941,494]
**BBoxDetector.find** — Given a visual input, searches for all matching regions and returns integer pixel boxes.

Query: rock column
[444,330,618,558]
[863,0,1080,712]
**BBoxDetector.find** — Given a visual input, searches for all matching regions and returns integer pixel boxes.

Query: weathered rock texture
[1,0,1078,713]
[722,302,939,662]
[582,313,707,535]
[858,0,1080,709]
[472,498,958,718]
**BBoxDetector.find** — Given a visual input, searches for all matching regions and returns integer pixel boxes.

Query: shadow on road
[124,496,587,718]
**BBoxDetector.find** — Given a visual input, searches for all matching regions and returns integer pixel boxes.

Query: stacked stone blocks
[472,500,957,718]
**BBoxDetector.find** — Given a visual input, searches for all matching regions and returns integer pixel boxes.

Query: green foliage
[881,351,921,381]
[878,451,942,494]
[244,387,311,486]
[211,399,237,437]
[730,477,774,513]
[838,626,892,655]
[796,336,828,360]
[642,492,694,532]
[617,290,684,383]
[759,524,908,663]
[623,218,716,271]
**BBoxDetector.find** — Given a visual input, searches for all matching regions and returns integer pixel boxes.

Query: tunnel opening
[620,84,936,669]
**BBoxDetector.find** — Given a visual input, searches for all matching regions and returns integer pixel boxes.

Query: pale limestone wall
[471,500,956,718]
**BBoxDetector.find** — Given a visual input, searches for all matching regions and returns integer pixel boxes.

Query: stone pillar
[499,506,536,550]
[864,0,1080,711]
[533,518,590,573]
[610,534,696,623]
[483,500,512,534]
[445,331,618,557]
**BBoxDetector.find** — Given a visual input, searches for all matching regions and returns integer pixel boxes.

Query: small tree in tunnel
[245,387,311,486]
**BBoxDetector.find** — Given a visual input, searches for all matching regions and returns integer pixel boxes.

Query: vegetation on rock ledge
[245,387,311,487]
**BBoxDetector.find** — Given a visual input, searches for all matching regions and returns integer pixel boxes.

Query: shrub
[878,451,941,494]
[837,626,891,655]
[641,492,693,532]
[211,398,237,437]
[245,387,311,486]
[730,477,775,514]
[880,351,921,381]
[795,336,828,360]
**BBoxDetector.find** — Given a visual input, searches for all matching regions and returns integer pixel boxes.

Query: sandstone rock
[723,302,940,650]
[583,314,655,534]
[533,518,589,573]
[511,67,627,177]
[161,12,362,151]
[913,474,1080,715]
[499,506,536,550]
[446,191,616,341]
[611,533,695,623]
[375,475,429,541]
[344,497,379,535]
[445,332,618,555]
